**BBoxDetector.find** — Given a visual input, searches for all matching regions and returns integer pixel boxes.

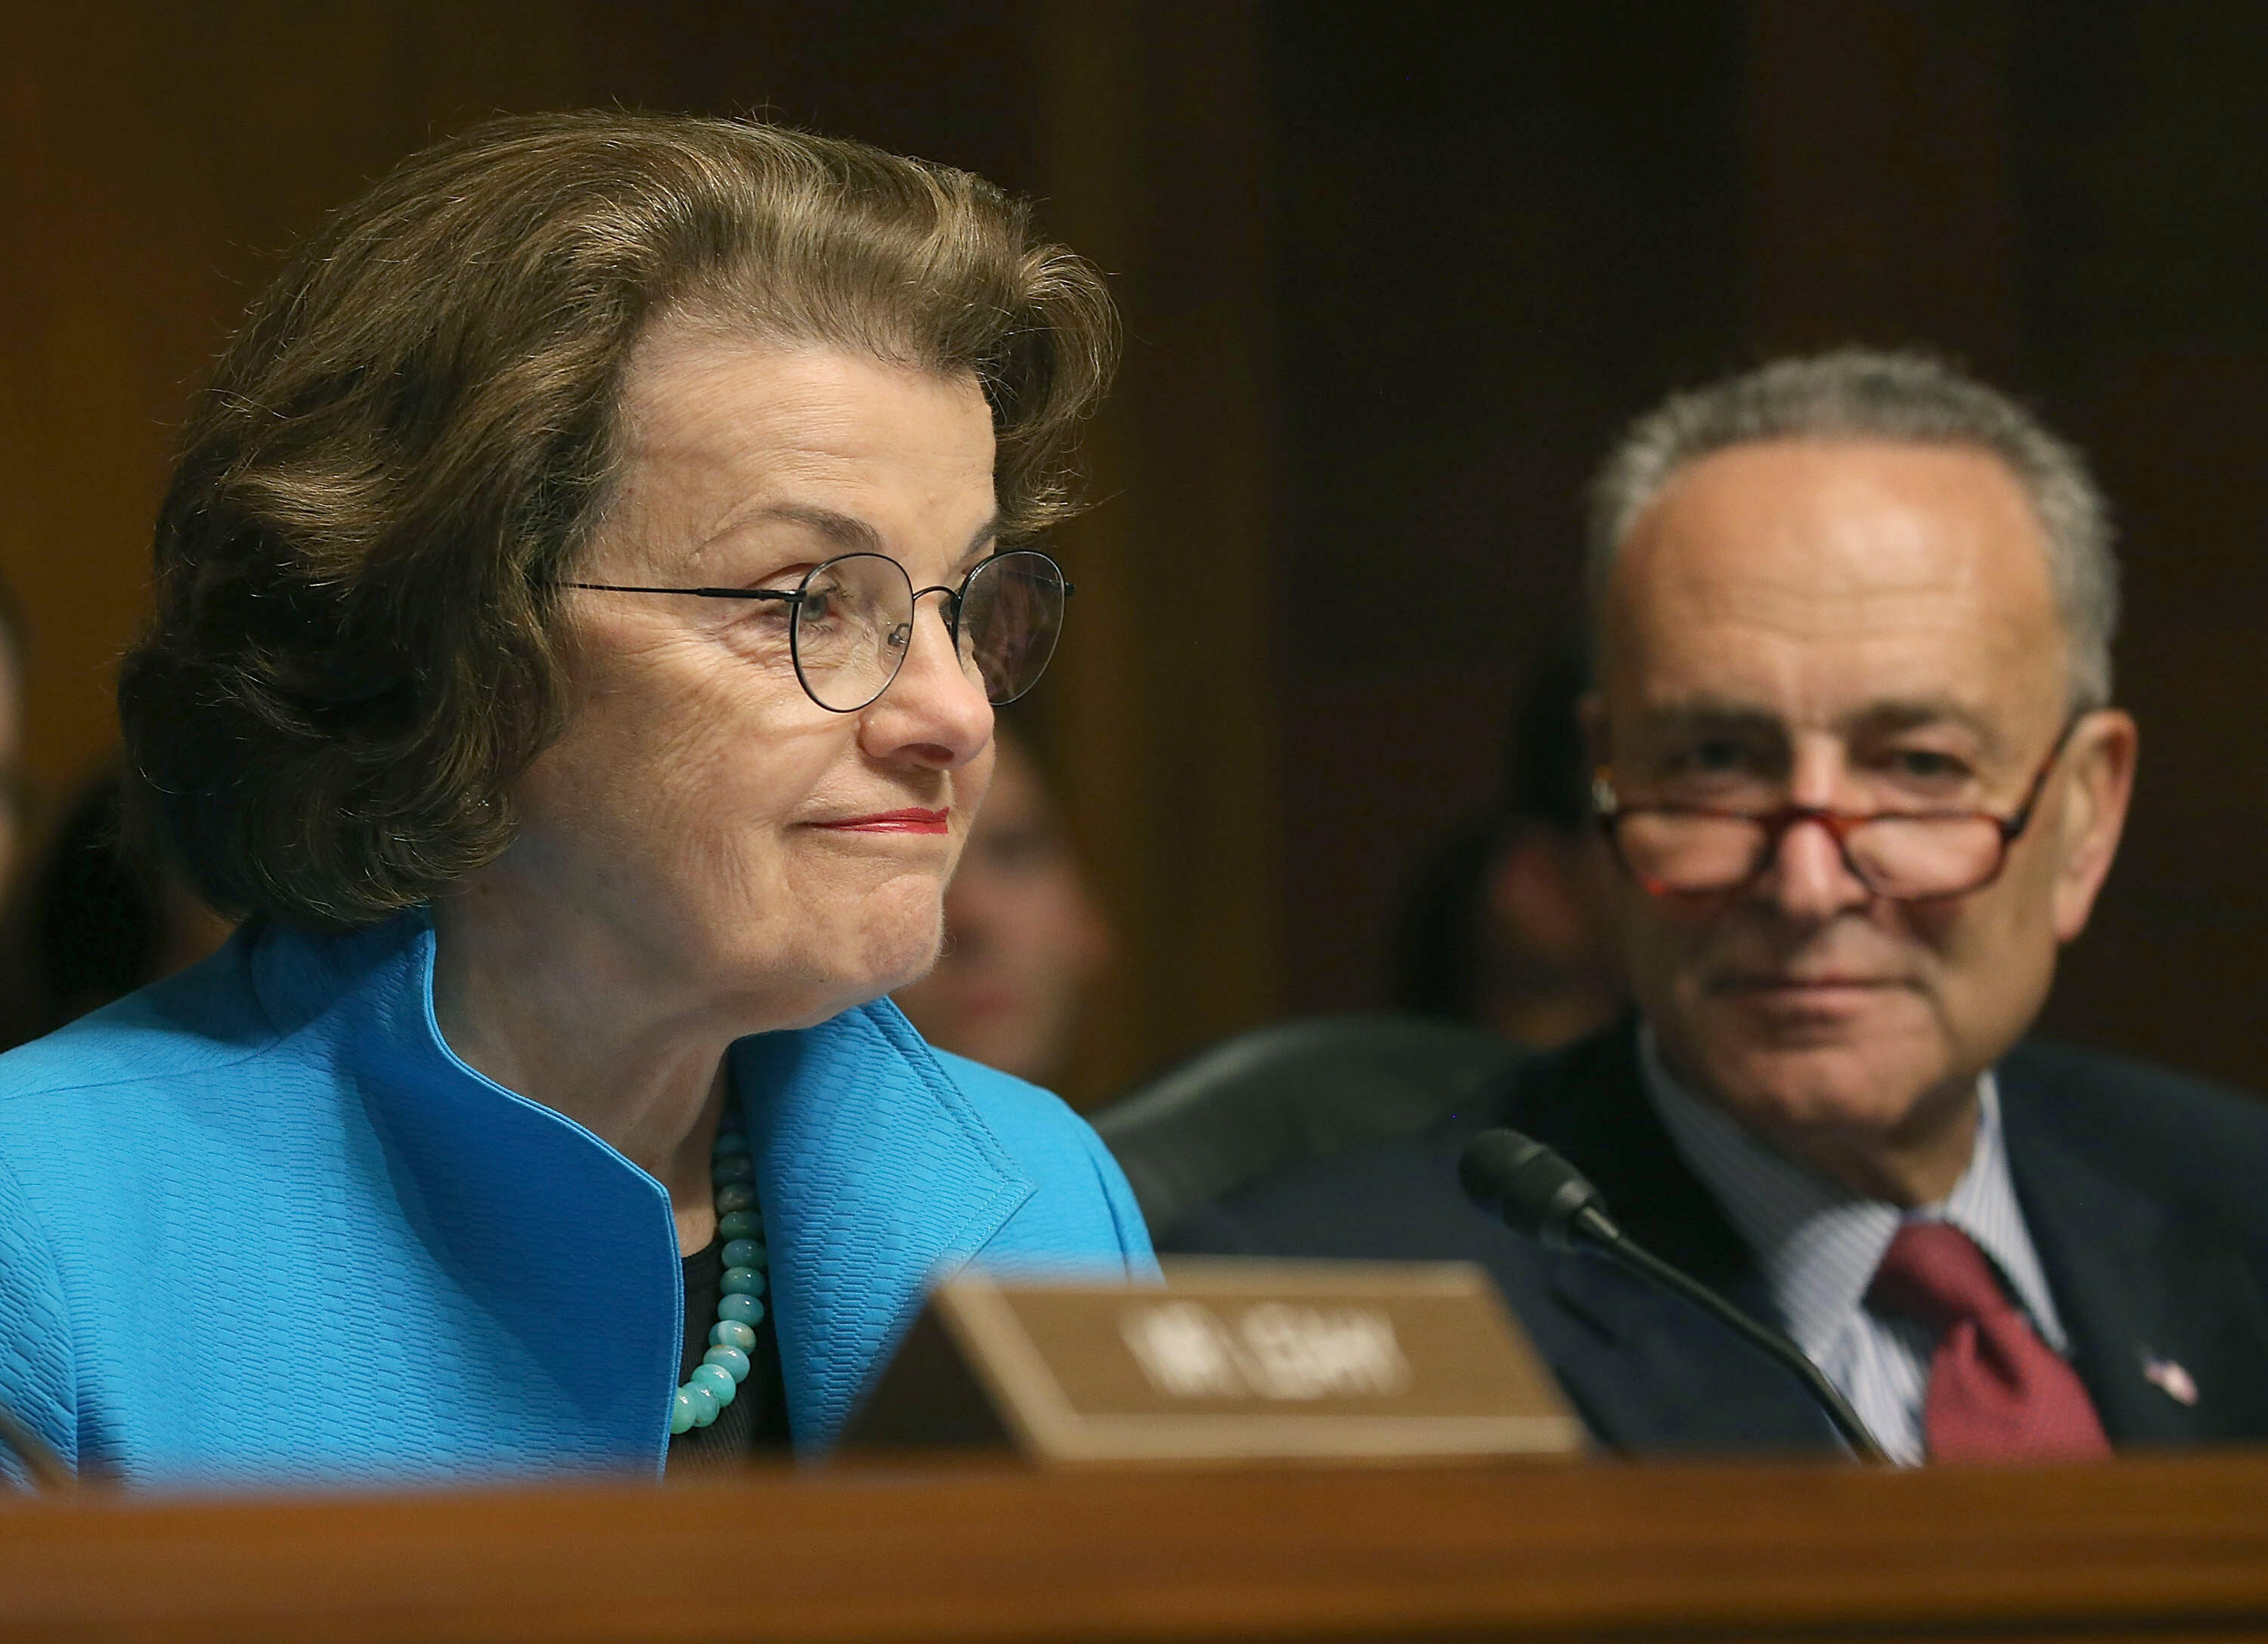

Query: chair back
[1091,1015,1524,1238]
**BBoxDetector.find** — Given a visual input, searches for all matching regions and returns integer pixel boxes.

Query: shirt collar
[1636,1025,2067,1360]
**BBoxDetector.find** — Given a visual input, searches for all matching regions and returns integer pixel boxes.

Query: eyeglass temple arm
[1993,714,2090,842]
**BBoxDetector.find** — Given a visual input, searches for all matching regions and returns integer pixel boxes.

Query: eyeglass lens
[1614,811,2009,899]
[956,551,1066,706]
[789,550,1067,713]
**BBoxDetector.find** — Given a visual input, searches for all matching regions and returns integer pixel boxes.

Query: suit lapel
[2000,1063,2268,1444]
[1510,1023,1839,1451]
[735,1000,1033,1449]
[1518,1025,1756,1292]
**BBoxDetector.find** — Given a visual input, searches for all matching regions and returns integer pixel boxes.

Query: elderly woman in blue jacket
[0,112,1150,1490]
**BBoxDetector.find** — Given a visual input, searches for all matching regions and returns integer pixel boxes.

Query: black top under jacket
[667,1233,792,1474]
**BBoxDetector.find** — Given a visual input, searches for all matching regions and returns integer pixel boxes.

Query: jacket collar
[249,913,686,1472]
[736,1000,1034,1447]
[1496,1020,1839,1450]
[1504,1018,1758,1292]
[248,913,1035,1463]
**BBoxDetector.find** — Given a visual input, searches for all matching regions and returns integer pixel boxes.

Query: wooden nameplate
[842,1258,1585,1465]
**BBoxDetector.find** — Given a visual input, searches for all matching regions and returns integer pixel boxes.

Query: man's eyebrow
[1842,698,2005,752]
[1637,699,1786,737]
[1637,696,2008,753]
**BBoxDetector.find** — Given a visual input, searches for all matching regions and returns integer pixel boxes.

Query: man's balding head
[1588,349,2120,713]
[1584,358,2139,1205]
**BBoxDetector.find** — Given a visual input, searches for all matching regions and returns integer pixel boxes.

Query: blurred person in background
[893,713,1112,1091]
[0,765,234,1048]
[1170,349,2268,1462]
[1396,655,1624,1049]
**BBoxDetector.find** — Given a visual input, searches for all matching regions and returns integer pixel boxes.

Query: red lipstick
[815,808,950,835]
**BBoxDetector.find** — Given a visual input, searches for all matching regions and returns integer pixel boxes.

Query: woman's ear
[2051,708,2139,943]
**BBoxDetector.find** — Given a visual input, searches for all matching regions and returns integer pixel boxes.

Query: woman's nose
[859,598,993,768]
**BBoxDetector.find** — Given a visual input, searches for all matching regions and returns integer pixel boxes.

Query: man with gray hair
[1163,349,2268,1459]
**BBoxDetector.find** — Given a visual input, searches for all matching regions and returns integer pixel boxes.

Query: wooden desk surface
[2,1450,2266,1642]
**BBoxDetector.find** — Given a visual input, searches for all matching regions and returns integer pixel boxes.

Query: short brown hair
[120,111,1116,929]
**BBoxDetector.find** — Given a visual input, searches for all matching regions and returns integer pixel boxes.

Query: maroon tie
[1865,1221,2111,1462]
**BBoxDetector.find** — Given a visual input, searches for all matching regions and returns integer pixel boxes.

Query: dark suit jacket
[1161,1021,2268,1453]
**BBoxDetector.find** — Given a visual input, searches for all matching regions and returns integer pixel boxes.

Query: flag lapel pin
[2140,1350,2199,1407]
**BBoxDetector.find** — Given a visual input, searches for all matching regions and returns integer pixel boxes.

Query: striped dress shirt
[1637,1028,2070,1465]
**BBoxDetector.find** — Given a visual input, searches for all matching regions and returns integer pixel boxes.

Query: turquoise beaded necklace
[671,1112,768,1436]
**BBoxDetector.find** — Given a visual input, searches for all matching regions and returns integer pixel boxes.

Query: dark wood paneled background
[3,2,2261,1102]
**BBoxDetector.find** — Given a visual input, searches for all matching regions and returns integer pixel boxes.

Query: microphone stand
[1461,1126,1888,1464]
[1569,1202,1888,1464]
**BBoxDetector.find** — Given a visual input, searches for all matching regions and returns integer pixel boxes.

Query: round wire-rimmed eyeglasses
[1591,715,2084,901]
[563,547,1072,713]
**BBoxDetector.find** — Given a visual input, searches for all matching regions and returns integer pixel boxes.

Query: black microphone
[1459,1128,1887,1463]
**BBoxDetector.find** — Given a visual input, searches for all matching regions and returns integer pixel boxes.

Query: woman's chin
[729,918,945,1031]
[864,928,952,1006]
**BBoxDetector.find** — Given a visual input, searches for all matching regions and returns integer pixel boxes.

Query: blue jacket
[0,912,1154,1489]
